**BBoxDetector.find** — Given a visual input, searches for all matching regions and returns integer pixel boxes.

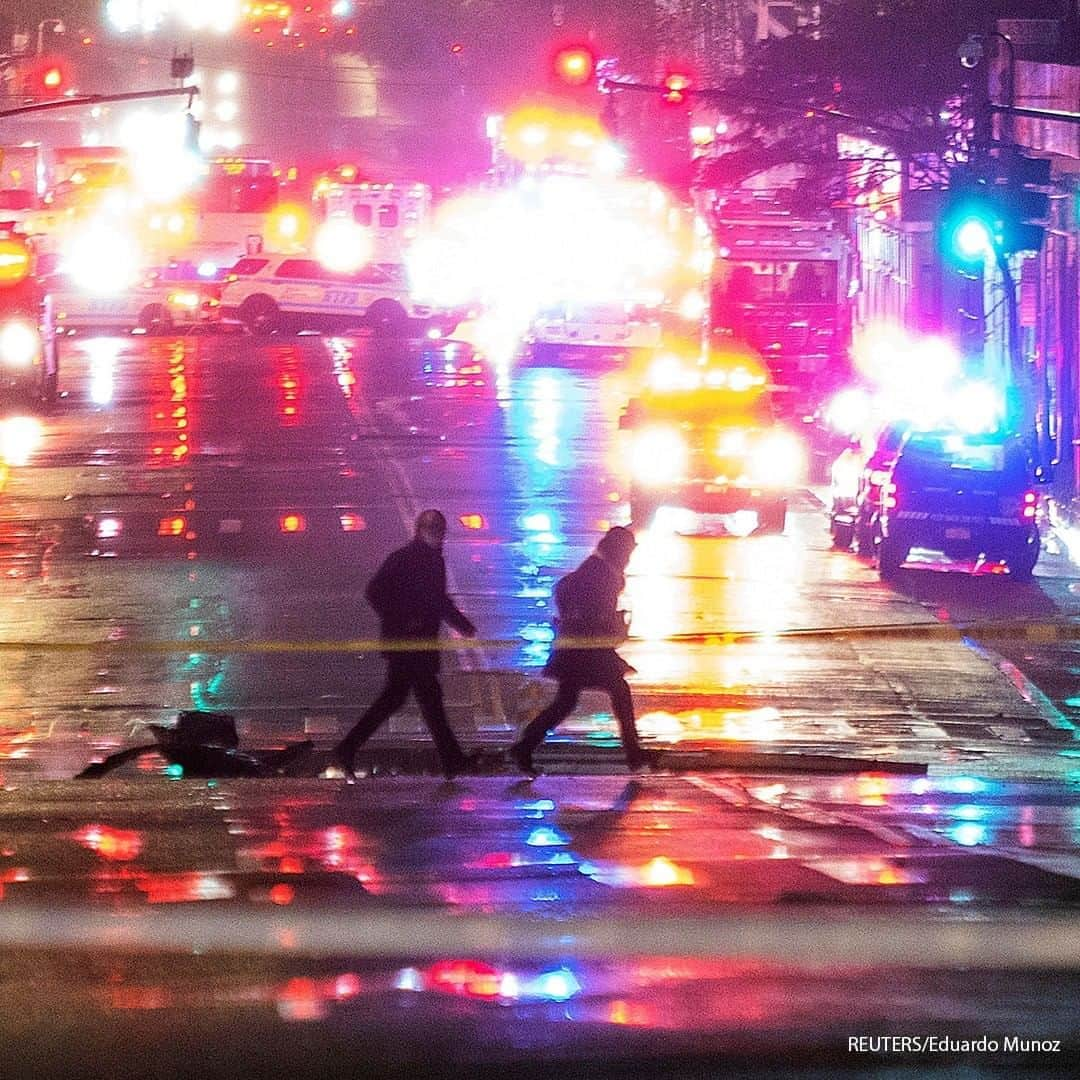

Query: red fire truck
[707,191,852,415]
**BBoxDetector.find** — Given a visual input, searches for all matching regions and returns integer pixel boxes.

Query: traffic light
[29,56,68,99]
[662,72,691,105]
[553,45,595,86]
[991,150,1051,254]
[941,155,1051,264]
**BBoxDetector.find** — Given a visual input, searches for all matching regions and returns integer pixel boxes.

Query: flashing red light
[554,45,596,86]
[449,42,464,54]
[158,515,187,537]
[662,72,691,104]
[426,960,502,1000]
[459,513,486,530]
[339,512,366,532]
[43,67,62,89]
[0,239,31,285]
[280,513,307,534]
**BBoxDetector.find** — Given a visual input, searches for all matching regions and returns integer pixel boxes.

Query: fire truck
[707,191,852,414]
[0,227,59,406]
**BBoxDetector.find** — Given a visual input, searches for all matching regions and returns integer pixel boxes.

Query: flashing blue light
[526,826,569,847]
[939,776,987,796]
[519,799,556,812]
[165,763,184,779]
[331,0,353,15]
[524,967,581,1001]
[948,822,990,847]
[394,967,424,991]
[523,512,553,532]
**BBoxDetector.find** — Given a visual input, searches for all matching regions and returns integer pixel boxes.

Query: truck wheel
[365,299,409,337]
[238,294,281,335]
[831,520,854,551]
[877,535,907,581]
[138,304,172,333]
[756,500,787,535]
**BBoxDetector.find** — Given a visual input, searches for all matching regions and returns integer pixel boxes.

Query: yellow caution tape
[0,619,1074,654]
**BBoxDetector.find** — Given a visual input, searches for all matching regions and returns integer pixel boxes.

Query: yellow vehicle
[620,350,805,533]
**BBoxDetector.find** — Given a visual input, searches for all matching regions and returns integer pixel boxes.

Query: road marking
[1,903,1078,968]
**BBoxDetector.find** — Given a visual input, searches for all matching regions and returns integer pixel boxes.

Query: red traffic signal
[553,45,596,86]
[662,72,691,105]
[28,55,68,99]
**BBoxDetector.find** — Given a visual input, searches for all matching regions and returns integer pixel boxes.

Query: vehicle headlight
[716,428,748,455]
[0,320,40,368]
[631,426,689,487]
[750,431,805,488]
[677,288,708,322]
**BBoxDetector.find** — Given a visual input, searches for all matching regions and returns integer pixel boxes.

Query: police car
[50,262,224,333]
[217,255,447,336]
[868,431,1042,581]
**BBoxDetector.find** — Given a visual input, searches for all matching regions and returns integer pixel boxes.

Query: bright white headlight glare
[0,320,41,368]
[750,431,805,487]
[631,426,689,487]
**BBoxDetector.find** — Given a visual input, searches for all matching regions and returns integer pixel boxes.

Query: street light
[36,19,65,56]
[958,30,1016,142]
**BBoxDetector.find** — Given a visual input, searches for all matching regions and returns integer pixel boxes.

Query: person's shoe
[508,743,540,779]
[443,750,483,781]
[330,743,357,784]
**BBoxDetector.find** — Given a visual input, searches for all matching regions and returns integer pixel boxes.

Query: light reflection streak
[579,855,696,888]
[0,416,43,467]
[83,338,120,405]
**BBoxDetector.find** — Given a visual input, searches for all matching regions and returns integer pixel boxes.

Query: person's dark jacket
[366,537,475,670]
[544,554,633,686]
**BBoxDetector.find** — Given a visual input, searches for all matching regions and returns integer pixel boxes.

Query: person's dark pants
[516,676,642,764]
[338,657,467,773]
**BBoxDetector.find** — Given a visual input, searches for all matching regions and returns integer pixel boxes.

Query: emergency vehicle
[0,228,59,405]
[218,255,443,335]
[523,177,712,360]
[708,191,852,411]
[0,145,44,224]
[314,179,430,283]
[49,262,225,333]
[620,349,804,532]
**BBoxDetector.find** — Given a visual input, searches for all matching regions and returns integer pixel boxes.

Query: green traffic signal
[941,198,999,264]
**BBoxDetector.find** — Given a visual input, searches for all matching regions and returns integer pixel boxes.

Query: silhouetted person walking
[509,526,653,777]
[334,510,478,781]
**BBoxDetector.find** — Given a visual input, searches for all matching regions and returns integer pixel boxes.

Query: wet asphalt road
[0,330,1077,1077]
[0,329,1078,777]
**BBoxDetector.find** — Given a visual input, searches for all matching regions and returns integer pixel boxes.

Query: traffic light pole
[0,85,198,120]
